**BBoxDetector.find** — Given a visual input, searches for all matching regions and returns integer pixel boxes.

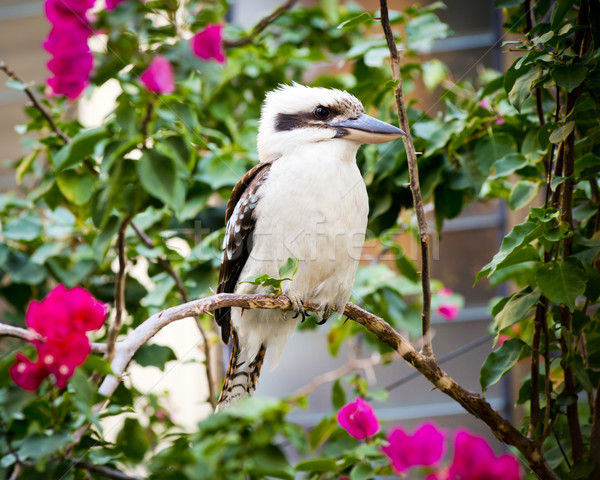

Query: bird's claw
[315,303,337,326]
[284,293,306,322]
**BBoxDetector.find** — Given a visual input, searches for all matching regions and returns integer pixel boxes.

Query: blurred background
[0,0,520,449]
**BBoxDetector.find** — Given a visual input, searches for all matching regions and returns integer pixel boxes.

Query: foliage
[0,0,598,478]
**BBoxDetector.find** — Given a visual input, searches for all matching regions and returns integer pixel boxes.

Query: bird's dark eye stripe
[313,105,331,120]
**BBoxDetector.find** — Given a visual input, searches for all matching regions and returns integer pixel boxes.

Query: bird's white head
[257,83,404,163]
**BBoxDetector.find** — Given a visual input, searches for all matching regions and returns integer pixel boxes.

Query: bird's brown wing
[215,161,272,344]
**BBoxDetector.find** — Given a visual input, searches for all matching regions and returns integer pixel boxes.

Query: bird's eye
[313,106,331,120]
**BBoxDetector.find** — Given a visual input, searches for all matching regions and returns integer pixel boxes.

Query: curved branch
[2,291,558,477]
[378,0,433,356]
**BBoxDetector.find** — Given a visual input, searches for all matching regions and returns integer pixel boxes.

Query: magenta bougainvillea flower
[382,422,446,473]
[446,430,521,480]
[337,397,380,440]
[43,0,95,99]
[10,285,108,390]
[190,24,225,63]
[140,56,176,94]
[438,303,460,320]
[436,288,460,320]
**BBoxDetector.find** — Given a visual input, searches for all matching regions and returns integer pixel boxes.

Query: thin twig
[0,60,70,143]
[105,216,131,362]
[289,352,398,400]
[223,0,298,48]
[379,0,432,357]
[74,461,144,480]
[129,220,218,410]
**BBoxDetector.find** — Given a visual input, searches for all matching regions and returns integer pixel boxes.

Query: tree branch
[0,60,70,143]
[223,0,298,48]
[0,292,559,478]
[379,0,432,356]
[0,323,41,342]
[105,216,130,362]
[74,461,144,480]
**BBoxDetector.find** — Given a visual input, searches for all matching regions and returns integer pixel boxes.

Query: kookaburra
[215,84,404,409]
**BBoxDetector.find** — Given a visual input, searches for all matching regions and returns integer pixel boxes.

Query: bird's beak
[328,113,405,144]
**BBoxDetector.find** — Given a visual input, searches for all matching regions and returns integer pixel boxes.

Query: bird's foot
[315,304,337,325]
[283,292,306,322]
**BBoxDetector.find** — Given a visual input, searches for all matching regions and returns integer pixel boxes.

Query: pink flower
[10,285,108,390]
[439,287,453,298]
[106,0,127,9]
[337,397,379,440]
[382,422,446,473]
[479,98,490,109]
[496,118,506,125]
[10,353,48,391]
[438,303,459,321]
[140,56,176,94]
[496,334,510,347]
[447,430,521,480]
[43,0,95,99]
[26,285,108,338]
[191,24,225,63]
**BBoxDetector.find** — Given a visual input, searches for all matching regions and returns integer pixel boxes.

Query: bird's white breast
[243,140,368,306]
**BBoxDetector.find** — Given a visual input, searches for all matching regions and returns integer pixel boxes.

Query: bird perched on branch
[215,84,404,409]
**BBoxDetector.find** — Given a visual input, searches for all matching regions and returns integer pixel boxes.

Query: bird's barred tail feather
[216,329,266,410]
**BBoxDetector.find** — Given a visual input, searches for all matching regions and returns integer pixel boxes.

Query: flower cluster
[10,285,108,390]
[337,398,521,480]
[139,24,225,95]
[43,0,95,99]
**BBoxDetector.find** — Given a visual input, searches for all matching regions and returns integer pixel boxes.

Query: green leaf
[480,338,527,393]
[490,152,529,179]
[247,445,294,480]
[536,258,587,310]
[295,458,338,472]
[549,121,575,144]
[278,257,299,278]
[509,180,541,210]
[53,126,107,171]
[551,64,587,92]
[337,12,373,29]
[137,150,185,214]
[422,59,448,90]
[18,430,72,461]
[320,0,339,24]
[351,463,375,480]
[493,287,541,332]
[56,169,96,205]
[308,416,337,450]
[116,417,150,461]
[2,214,42,241]
[92,214,120,262]
[474,133,516,177]
[6,78,33,91]
[476,219,545,280]
[5,251,45,284]
[406,13,450,52]
[331,379,346,410]
[508,66,542,110]
[133,344,177,371]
